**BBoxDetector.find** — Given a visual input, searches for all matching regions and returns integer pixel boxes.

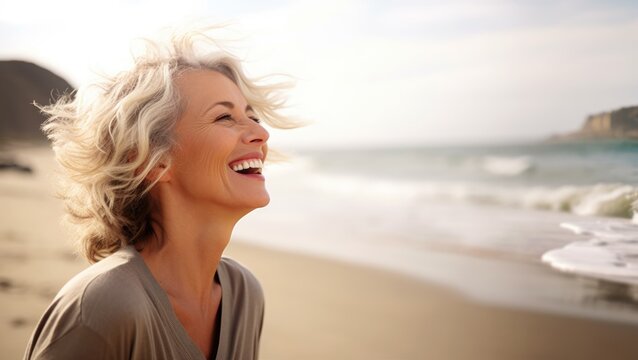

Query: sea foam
[542,219,638,284]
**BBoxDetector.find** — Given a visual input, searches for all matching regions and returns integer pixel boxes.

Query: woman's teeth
[231,159,264,173]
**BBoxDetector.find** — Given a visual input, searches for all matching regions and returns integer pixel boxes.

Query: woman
[23,29,297,360]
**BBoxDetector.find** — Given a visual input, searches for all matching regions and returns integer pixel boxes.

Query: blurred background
[2,0,638,359]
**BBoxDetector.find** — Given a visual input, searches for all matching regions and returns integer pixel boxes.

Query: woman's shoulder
[25,247,152,359]
[218,256,265,346]
[51,247,150,328]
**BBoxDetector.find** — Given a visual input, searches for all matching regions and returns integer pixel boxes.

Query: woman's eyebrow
[203,101,254,115]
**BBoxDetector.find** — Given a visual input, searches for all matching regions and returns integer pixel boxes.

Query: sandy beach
[4,241,638,360]
[3,147,638,359]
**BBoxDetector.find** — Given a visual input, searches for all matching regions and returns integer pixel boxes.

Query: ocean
[234,139,638,315]
[302,140,638,218]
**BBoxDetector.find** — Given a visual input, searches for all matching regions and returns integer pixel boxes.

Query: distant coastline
[549,105,638,141]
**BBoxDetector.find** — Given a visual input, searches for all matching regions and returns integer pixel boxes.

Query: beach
[229,242,638,360]
[4,238,638,359]
[2,146,638,359]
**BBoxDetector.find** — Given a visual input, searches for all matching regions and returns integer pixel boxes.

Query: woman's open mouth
[229,158,264,179]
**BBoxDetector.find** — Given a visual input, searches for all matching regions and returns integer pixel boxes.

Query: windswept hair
[41,28,299,263]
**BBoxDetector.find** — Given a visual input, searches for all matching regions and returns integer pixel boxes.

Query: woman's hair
[41,28,299,263]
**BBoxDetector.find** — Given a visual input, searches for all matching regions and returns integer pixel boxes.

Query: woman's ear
[146,162,172,183]
[128,150,172,184]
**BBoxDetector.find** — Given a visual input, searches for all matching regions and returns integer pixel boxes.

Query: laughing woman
[23,29,296,360]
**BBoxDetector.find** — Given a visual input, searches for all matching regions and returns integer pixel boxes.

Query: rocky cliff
[550,105,638,141]
[0,60,74,145]
[583,106,638,136]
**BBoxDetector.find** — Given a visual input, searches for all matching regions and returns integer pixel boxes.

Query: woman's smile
[228,152,265,181]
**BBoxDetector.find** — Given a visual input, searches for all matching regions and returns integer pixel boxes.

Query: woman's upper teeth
[232,159,264,172]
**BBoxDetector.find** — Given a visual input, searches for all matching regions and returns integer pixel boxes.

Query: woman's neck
[137,185,245,305]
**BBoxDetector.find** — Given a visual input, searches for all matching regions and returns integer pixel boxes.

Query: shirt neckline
[121,245,230,360]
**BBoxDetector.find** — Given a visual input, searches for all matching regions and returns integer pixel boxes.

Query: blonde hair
[41,29,299,263]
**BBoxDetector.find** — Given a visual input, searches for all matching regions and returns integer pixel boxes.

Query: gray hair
[41,29,299,262]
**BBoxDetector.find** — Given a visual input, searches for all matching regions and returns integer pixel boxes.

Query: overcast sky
[1,0,637,148]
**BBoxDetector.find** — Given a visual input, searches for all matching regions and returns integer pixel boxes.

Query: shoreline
[234,212,638,326]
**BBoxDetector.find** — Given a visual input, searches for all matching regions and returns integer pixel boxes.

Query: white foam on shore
[542,219,638,284]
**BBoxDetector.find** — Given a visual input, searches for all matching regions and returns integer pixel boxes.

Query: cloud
[264,1,638,146]
[2,0,637,147]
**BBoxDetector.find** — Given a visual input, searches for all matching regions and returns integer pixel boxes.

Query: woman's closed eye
[215,113,261,124]
[215,113,234,122]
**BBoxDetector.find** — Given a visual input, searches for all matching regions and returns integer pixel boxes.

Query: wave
[306,173,638,219]
[480,155,535,177]
[518,184,637,218]
[303,142,638,189]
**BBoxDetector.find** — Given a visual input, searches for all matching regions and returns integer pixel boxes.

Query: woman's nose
[243,120,269,144]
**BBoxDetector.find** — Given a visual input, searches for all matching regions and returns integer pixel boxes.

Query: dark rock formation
[0,60,74,145]
[0,157,33,173]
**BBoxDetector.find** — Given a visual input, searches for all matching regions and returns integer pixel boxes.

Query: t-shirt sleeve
[28,325,113,360]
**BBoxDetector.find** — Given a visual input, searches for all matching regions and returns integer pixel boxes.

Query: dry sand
[2,147,638,359]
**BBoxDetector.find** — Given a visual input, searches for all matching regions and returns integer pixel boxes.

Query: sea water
[303,140,638,218]
[234,139,638,312]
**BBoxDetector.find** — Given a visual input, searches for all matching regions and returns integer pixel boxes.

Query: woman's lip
[228,152,264,167]
[231,170,265,181]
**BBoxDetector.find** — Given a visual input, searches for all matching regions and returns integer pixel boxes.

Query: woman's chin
[254,193,270,208]
[240,193,270,210]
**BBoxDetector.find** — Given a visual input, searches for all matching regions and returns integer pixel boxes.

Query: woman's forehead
[176,69,248,113]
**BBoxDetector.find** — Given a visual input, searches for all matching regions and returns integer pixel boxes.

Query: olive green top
[23,245,265,360]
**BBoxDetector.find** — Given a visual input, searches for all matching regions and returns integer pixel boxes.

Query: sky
[1,0,638,149]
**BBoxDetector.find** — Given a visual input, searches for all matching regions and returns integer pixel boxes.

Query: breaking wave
[480,155,535,177]
[308,174,638,219]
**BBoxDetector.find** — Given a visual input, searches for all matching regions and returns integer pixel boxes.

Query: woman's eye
[215,113,260,124]
[215,114,233,122]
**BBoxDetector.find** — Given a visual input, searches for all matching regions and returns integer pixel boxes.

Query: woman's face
[168,69,270,214]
